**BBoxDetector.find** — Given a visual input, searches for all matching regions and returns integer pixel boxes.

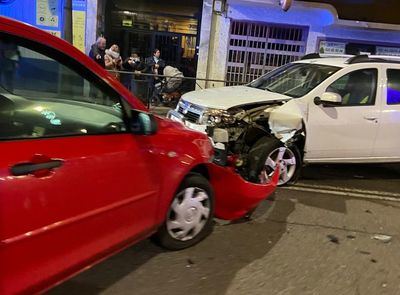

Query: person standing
[144,49,166,105]
[88,37,106,101]
[0,41,20,92]
[104,44,122,81]
[89,37,106,68]
[144,49,165,75]
[122,52,146,101]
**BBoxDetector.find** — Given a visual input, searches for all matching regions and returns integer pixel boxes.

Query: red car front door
[0,34,158,294]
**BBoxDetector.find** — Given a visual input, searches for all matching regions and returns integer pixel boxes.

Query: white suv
[168,54,400,185]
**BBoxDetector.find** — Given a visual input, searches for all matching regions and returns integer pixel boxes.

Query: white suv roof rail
[319,54,354,59]
[301,53,400,64]
[367,55,400,62]
[301,53,354,60]
[345,54,400,64]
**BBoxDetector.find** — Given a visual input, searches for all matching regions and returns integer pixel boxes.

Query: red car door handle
[11,160,63,176]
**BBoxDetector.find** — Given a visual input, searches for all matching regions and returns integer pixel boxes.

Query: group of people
[88,36,175,103]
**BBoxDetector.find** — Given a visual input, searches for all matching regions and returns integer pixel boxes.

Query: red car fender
[149,118,215,225]
[208,165,279,220]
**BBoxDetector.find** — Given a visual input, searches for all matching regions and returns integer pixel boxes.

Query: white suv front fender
[268,100,306,142]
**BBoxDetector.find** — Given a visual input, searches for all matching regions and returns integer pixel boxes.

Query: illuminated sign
[319,41,346,55]
[72,0,87,52]
[376,46,400,57]
[0,0,63,37]
[36,0,59,27]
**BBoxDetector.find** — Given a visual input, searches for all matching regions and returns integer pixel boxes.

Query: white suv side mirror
[314,92,343,107]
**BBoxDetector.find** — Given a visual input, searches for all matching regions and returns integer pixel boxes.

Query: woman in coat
[105,44,122,81]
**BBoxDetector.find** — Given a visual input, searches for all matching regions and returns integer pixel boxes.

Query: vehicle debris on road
[372,234,392,243]
[327,234,340,244]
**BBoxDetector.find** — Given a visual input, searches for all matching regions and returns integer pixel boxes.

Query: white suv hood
[182,86,291,110]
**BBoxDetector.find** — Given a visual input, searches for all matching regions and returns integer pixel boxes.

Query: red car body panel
[210,165,279,220]
[0,16,278,295]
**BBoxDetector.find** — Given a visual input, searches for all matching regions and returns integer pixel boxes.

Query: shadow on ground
[49,194,296,295]
[49,186,351,295]
[301,163,400,181]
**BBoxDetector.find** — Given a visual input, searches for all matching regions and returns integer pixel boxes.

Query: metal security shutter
[226,21,309,85]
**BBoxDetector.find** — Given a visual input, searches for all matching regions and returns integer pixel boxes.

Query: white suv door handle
[364,116,378,121]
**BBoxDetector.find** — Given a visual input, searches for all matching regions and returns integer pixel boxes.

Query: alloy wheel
[261,147,297,185]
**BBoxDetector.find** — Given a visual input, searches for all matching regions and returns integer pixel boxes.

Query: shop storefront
[104,0,202,76]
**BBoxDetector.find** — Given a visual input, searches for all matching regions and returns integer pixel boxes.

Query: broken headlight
[201,109,236,126]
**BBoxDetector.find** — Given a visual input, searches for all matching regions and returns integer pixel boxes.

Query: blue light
[229,3,335,27]
[387,88,400,105]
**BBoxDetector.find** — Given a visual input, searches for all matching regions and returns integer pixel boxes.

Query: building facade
[197,0,400,88]
[2,0,400,90]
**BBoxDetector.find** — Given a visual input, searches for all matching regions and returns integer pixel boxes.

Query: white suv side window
[0,36,126,140]
[387,69,400,105]
[326,68,378,106]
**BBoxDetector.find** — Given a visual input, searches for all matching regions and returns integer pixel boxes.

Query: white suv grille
[177,101,205,123]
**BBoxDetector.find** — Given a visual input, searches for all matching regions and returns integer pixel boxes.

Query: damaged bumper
[168,109,279,219]
[208,164,279,220]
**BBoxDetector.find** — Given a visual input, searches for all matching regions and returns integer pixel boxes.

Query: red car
[0,16,278,295]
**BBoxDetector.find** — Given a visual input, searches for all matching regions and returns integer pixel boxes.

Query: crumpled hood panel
[182,86,291,110]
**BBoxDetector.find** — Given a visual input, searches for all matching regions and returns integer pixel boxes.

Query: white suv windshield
[248,63,340,98]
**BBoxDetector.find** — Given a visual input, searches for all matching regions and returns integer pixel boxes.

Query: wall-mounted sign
[376,46,400,57]
[214,0,226,13]
[36,0,59,27]
[122,19,133,27]
[72,0,87,52]
[319,41,346,55]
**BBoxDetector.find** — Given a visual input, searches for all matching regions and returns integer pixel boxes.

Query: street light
[280,0,293,11]
[213,0,226,14]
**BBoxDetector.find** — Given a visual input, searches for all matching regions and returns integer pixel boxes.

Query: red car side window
[0,35,128,140]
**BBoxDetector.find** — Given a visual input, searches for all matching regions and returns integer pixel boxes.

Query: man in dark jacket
[144,49,166,104]
[88,37,106,100]
[89,37,106,68]
[144,49,166,75]
[123,53,146,76]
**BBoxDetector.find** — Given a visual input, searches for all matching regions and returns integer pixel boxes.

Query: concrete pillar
[196,0,213,89]
[206,15,230,88]
[306,30,323,54]
[197,0,231,89]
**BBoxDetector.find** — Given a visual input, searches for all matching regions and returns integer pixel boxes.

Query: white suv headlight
[201,109,235,126]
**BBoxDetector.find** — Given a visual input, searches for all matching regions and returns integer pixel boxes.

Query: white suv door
[373,65,400,160]
[305,66,382,162]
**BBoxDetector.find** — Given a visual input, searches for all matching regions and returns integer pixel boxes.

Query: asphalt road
[49,163,400,295]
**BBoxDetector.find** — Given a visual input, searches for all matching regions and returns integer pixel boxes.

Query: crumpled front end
[268,100,306,143]
[208,164,279,220]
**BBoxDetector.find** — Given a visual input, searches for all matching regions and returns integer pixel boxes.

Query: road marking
[281,183,400,203]
[295,183,400,198]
